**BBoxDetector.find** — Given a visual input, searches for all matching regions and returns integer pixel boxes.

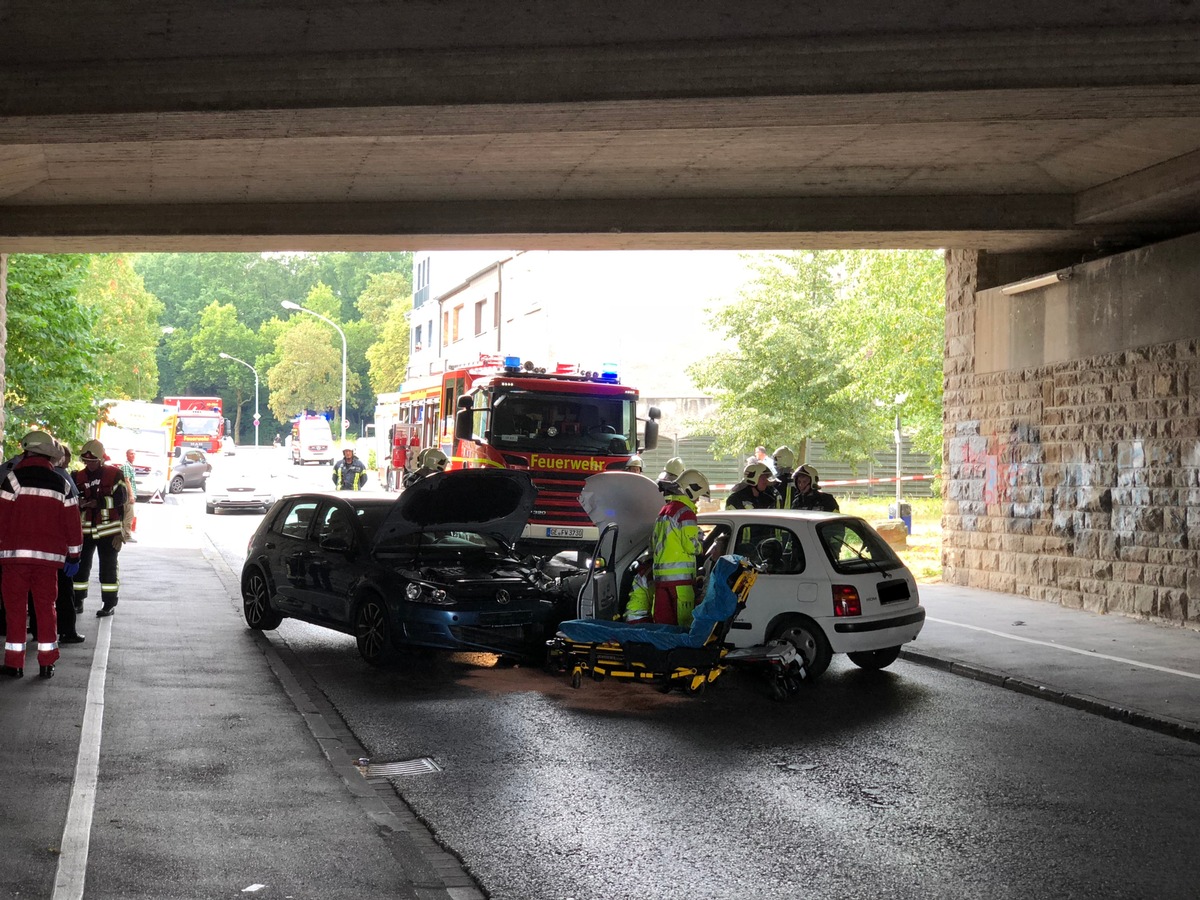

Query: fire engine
[391,355,659,553]
[163,396,228,454]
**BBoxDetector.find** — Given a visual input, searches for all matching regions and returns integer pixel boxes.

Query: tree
[268,284,361,423]
[3,254,111,456]
[688,250,945,468]
[76,254,165,400]
[361,271,413,395]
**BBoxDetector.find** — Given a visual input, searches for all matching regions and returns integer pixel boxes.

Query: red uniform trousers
[3,562,59,668]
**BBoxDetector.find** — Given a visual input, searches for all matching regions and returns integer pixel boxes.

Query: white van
[291,416,335,465]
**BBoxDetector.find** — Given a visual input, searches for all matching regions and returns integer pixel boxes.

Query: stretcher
[547,555,806,699]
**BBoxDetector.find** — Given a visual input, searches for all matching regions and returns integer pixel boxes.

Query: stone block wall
[942,248,1199,626]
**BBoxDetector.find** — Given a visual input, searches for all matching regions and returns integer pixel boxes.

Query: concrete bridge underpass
[1,1,1199,624]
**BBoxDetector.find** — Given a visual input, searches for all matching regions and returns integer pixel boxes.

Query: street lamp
[219,352,260,447]
[281,300,347,445]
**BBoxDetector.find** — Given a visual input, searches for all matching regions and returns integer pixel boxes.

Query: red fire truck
[163,396,228,454]
[395,355,660,552]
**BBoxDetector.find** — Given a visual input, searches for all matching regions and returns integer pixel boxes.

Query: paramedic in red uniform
[0,431,83,679]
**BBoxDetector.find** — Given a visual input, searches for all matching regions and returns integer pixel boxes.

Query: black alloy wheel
[355,595,396,666]
[242,567,283,630]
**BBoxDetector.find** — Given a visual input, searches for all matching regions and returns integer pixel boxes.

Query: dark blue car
[239,469,565,665]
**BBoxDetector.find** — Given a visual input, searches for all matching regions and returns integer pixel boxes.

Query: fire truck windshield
[177,414,221,437]
[489,392,634,455]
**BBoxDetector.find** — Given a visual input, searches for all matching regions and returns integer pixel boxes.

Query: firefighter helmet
[420,448,449,471]
[676,468,711,502]
[658,456,685,481]
[627,454,644,473]
[773,446,796,471]
[80,439,106,461]
[743,462,772,485]
[20,430,59,458]
[795,464,819,485]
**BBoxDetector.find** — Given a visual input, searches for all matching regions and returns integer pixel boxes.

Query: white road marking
[927,616,1200,680]
[52,615,113,900]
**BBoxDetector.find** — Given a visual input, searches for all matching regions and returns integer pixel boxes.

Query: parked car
[239,469,567,666]
[170,448,211,493]
[206,468,277,514]
[574,472,925,679]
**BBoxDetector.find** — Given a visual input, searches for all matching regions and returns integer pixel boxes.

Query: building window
[414,324,422,351]
[442,311,450,347]
[494,291,501,328]
[452,305,462,343]
[475,299,486,335]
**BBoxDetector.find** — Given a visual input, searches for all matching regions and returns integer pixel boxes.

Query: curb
[201,541,487,900]
[900,648,1200,746]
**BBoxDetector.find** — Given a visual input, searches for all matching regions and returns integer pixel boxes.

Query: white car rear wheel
[769,617,832,680]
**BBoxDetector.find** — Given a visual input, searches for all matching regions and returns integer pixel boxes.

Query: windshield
[374,529,507,556]
[177,415,221,437]
[353,505,393,543]
[486,390,635,455]
[101,425,171,456]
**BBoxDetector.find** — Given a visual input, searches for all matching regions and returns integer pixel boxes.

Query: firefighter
[622,554,654,623]
[656,456,686,495]
[332,447,368,490]
[626,454,644,474]
[0,431,83,678]
[402,448,449,488]
[792,464,840,512]
[772,445,797,508]
[651,468,709,629]
[72,439,128,618]
[725,461,780,510]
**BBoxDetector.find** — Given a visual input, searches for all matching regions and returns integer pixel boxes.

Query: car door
[269,498,321,616]
[718,519,819,648]
[303,500,363,626]
[180,450,205,488]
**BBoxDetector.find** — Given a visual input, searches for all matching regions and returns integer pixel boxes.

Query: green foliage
[688,250,945,468]
[4,254,111,456]
[364,281,413,395]
[76,254,165,400]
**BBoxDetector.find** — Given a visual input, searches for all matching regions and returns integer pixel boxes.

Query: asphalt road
[195,449,1200,900]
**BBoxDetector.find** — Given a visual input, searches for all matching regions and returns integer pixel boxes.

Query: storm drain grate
[358,757,442,779]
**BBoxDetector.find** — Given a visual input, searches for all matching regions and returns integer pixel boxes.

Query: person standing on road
[119,447,138,543]
[72,439,128,618]
[791,464,840,513]
[332,447,368,491]
[651,468,709,629]
[0,431,83,678]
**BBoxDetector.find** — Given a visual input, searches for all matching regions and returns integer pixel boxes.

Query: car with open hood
[239,469,566,665]
[573,472,925,679]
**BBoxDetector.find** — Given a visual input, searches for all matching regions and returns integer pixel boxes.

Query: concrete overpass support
[943,237,1200,625]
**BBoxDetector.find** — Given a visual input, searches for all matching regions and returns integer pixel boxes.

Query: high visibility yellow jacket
[651,495,702,586]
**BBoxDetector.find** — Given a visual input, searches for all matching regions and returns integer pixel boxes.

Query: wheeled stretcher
[548,555,805,698]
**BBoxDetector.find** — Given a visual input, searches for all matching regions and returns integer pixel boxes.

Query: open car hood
[373,469,537,548]
[579,472,663,563]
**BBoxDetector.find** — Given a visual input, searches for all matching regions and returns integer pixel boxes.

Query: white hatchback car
[575,473,926,680]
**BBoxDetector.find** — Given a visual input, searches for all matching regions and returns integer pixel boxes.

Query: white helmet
[676,468,710,502]
[743,461,771,485]
[420,448,449,471]
[20,430,59,458]
[773,446,796,471]
[658,456,685,481]
[627,454,644,473]
[795,464,819,484]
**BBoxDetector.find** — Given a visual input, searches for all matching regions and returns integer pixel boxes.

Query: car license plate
[545,526,584,539]
[877,579,911,604]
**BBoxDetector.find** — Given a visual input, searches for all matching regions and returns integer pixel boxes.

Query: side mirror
[173,447,181,459]
[643,418,659,452]
[454,408,475,442]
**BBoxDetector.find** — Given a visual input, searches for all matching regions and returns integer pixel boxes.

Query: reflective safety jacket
[651,495,702,586]
[73,463,127,539]
[332,455,368,490]
[0,455,83,567]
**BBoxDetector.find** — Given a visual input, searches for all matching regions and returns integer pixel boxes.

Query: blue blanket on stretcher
[557,555,747,651]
